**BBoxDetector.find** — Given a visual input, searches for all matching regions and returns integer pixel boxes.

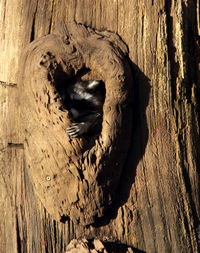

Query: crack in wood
[48,0,54,34]
[0,80,17,87]
[7,143,24,149]
[197,0,200,36]
[0,143,24,152]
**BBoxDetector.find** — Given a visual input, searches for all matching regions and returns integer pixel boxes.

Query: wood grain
[19,22,132,225]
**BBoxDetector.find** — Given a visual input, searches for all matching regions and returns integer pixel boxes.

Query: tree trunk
[0,0,200,252]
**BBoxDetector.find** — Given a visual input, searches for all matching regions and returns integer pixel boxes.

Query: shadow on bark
[104,241,147,253]
[93,62,151,226]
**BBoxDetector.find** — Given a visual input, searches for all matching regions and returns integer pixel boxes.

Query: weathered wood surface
[0,0,200,252]
[20,22,132,225]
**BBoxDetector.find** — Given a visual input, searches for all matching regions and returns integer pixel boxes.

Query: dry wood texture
[0,0,200,253]
[19,22,132,225]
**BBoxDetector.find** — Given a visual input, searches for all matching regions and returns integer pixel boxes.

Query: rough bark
[0,0,200,253]
[20,21,132,225]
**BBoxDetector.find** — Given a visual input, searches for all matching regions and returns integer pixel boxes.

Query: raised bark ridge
[19,22,133,225]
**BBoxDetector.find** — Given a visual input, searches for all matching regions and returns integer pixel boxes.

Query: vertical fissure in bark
[183,1,200,107]
[165,0,178,105]
[181,2,199,103]
[197,0,200,36]
[48,0,54,34]
[30,0,38,42]
[180,3,200,235]
[30,13,36,42]
[16,215,22,253]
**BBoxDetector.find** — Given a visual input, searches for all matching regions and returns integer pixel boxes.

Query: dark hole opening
[52,65,106,137]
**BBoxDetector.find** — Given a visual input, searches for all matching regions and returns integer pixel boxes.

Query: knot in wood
[20,22,133,225]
